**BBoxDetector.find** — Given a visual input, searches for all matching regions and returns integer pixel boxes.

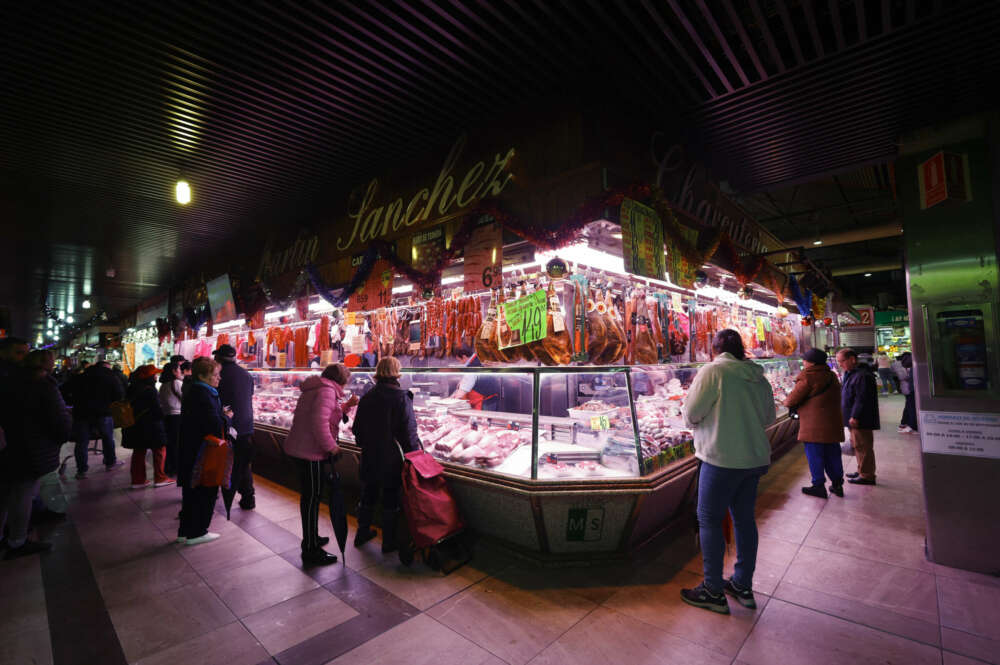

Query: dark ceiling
[2,0,999,341]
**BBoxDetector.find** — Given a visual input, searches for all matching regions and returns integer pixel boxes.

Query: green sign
[621,198,666,281]
[566,507,605,542]
[874,311,909,326]
[500,289,547,349]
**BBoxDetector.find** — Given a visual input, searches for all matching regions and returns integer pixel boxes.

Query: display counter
[250,359,800,562]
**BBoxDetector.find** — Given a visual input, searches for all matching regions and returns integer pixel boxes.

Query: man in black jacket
[838,348,880,485]
[68,360,124,477]
[213,345,256,509]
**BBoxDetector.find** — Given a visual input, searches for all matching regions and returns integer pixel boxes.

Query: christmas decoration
[775,306,789,319]
[788,275,813,317]
[823,317,833,326]
[694,270,709,287]
[545,257,568,279]
[739,284,754,299]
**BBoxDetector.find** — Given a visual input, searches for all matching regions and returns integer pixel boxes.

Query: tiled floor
[4,396,1000,665]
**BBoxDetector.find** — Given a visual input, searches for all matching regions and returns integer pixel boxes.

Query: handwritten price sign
[499,289,547,348]
[590,415,610,431]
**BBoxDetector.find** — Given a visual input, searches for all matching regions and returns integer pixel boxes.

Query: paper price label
[590,415,610,431]
[499,289,547,348]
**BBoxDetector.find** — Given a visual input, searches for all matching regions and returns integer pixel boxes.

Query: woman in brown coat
[785,348,845,498]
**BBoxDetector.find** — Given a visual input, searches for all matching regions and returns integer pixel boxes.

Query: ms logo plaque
[566,507,605,542]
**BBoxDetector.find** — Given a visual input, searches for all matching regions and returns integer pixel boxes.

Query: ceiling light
[812,239,823,246]
[82,299,91,309]
[175,179,192,205]
[864,272,873,277]
[66,315,74,323]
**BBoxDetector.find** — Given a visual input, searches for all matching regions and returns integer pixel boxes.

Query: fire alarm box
[918,152,972,210]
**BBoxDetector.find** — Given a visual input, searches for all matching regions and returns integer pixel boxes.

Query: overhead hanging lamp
[175,179,192,205]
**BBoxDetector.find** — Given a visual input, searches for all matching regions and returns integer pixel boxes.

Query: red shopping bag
[192,435,234,489]
[400,449,464,549]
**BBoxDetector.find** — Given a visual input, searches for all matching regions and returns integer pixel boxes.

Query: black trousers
[296,459,324,552]
[233,434,256,500]
[179,485,219,539]
[901,392,918,430]
[164,415,181,477]
[360,481,400,515]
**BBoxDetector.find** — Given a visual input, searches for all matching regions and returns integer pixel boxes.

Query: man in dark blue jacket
[68,360,124,477]
[837,348,879,485]
[213,345,256,509]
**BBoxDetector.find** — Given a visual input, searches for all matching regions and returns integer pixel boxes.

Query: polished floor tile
[527,606,731,665]
[603,569,768,659]
[803,508,933,573]
[242,586,357,655]
[938,575,1000,640]
[324,614,503,665]
[426,570,596,665]
[941,627,1000,665]
[737,599,941,665]
[205,554,319,618]
[943,651,992,665]
[0,556,52,665]
[96,548,202,607]
[681,533,799,596]
[134,620,271,665]
[106,581,236,662]
[179,525,275,575]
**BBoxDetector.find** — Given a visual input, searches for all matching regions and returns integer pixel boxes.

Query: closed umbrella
[221,484,236,520]
[326,460,348,562]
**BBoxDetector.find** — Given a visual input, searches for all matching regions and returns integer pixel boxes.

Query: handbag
[841,427,854,456]
[191,432,234,488]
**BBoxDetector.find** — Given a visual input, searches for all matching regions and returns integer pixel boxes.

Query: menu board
[620,198,666,281]
[666,225,699,289]
[412,226,446,273]
[499,289,547,348]
[463,215,503,292]
[347,260,393,312]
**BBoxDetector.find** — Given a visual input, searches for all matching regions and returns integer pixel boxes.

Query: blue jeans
[73,416,116,472]
[697,461,768,594]
[803,442,844,486]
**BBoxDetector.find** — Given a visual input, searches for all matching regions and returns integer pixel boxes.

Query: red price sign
[348,260,393,313]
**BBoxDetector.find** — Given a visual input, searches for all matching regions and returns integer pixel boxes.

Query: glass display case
[251,357,801,482]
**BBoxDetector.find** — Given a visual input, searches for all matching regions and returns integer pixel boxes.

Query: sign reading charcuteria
[336,135,516,252]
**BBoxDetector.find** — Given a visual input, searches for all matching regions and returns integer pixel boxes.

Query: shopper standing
[284,363,358,565]
[177,357,232,546]
[351,357,421,557]
[838,348,880,485]
[680,329,776,614]
[875,353,895,395]
[122,364,170,489]
[0,350,71,559]
[68,360,124,477]
[785,348,845,498]
[158,362,184,476]
[213,345,256,510]
[896,352,918,433]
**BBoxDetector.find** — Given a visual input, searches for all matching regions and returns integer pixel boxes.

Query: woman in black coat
[0,350,71,559]
[177,357,232,546]
[122,364,170,489]
[351,356,420,556]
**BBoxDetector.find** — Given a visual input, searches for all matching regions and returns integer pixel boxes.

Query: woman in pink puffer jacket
[284,363,358,565]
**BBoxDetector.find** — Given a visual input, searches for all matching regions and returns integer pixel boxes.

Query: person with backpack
[122,364,170,489]
[158,362,184,477]
[68,360,124,477]
[785,348,845,499]
[283,363,358,565]
[0,350,71,559]
[350,357,420,558]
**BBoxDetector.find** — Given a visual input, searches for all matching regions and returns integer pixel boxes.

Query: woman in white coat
[680,329,776,615]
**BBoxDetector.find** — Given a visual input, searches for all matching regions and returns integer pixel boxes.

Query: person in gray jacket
[680,329,776,615]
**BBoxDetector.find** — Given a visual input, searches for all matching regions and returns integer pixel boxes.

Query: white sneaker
[897,425,913,433]
[130,482,151,490]
[175,537,187,544]
[185,533,220,546]
[153,480,174,487]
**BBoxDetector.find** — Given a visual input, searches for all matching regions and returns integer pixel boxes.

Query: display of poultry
[525,282,572,366]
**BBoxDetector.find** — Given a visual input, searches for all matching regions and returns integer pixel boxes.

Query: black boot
[381,509,400,553]
[302,548,338,565]
[354,503,377,548]
[801,484,828,499]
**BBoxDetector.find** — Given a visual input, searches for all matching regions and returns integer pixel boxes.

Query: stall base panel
[629,466,699,548]
[540,495,635,554]
[448,482,539,551]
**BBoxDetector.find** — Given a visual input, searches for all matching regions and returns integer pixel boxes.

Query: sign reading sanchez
[336,136,516,252]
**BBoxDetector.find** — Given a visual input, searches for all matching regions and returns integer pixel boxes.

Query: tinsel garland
[788,275,813,317]
[39,302,108,338]
[761,270,789,303]
[183,304,211,330]
[713,235,766,286]
[649,186,724,268]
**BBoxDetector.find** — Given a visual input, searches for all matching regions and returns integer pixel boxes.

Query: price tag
[345,311,356,325]
[671,292,683,312]
[499,289,547,348]
[590,415,610,431]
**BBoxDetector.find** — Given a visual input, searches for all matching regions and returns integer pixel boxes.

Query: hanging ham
[526,282,572,366]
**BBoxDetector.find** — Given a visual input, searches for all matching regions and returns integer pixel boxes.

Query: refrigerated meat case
[250,358,801,561]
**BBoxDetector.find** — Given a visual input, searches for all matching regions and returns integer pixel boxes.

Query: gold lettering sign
[336,136,515,252]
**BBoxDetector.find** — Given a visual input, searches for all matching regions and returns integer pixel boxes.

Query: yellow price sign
[590,415,610,431]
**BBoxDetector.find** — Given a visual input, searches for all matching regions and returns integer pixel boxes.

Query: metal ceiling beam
[785,222,903,248]
[721,0,768,81]
[749,0,786,73]
[775,0,806,66]
[640,0,720,97]
[831,261,902,276]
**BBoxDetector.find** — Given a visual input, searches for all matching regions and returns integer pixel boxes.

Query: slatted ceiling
[3,0,999,338]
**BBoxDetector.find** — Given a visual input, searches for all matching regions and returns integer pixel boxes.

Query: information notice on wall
[920,411,1000,459]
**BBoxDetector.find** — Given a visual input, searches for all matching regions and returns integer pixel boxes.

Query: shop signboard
[206,273,237,324]
[841,305,874,328]
[920,411,1000,459]
[666,225,699,289]
[566,507,604,542]
[136,299,168,326]
[347,260,393,313]
[499,289,547,348]
[875,310,909,326]
[411,226,446,274]
[620,198,665,281]
[463,214,503,292]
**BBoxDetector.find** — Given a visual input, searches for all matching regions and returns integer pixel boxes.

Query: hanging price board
[590,415,610,431]
[620,198,666,281]
[347,260,393,312]
[463,215,503,292]
[499,289,547,348]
